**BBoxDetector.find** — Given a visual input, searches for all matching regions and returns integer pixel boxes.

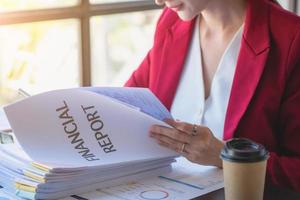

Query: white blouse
[170,18,243,140]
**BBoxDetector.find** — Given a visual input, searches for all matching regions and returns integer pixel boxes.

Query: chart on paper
[61,157,224,200]
[0,158,223,200]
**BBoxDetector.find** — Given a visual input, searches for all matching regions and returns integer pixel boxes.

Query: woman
[125,0,300,191]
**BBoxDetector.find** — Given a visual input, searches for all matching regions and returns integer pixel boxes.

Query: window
[91,10,159,86]
[0,0,79,12]
[1,0,299,105]
[0,0,160,105]
[0,19,80,104]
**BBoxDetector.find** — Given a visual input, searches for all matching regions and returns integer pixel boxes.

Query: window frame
[0,0,159,86]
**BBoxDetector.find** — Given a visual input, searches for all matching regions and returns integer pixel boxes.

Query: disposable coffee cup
[220,138,269,200]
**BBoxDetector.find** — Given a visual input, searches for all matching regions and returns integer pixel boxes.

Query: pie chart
[139,190,169,200]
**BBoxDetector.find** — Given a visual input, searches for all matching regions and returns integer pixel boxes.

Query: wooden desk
[1,183,300,199]
[193,183,300,200]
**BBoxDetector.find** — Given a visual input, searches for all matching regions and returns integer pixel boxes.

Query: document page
[0,186,23,200]
[81,87,172,121]
[4,89,176,168]
[59,157,224,200]
[0,108,13,144]
[0,108,11,131]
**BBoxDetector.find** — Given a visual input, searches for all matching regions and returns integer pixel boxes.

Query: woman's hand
[149,119,224,168]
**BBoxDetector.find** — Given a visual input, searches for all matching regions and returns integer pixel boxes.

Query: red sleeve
[266,30,300,191]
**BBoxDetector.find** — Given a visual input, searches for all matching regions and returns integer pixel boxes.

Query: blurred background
[0,0,297,105]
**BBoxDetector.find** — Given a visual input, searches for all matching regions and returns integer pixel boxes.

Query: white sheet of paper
[2,166,215,200]
[60,157,224,200]
[0,187,23,200]
[81,87,172,121]
[0,108,11,131]
[4,88,177,168]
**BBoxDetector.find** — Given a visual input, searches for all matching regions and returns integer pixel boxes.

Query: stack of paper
[0,87,178,199]
[0,108,13,144]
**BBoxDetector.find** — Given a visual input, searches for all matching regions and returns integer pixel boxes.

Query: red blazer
[125,0,300,191]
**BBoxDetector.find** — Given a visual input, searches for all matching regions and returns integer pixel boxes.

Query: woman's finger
[150,125,191,144]
[157,139,190,156]
[150,132,181,149]
[164,119,201,136]
[150,132,191,153]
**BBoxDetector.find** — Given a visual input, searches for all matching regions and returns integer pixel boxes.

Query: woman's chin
[177,12,196,21]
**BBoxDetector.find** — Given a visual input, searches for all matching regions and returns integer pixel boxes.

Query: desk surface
[194,184,300,200]
[1,182,300,199]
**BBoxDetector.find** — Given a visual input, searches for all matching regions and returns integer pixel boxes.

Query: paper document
[82,87,172,121]
[60,157,224,200]
[1,87,179,199]
[4,87,176,168]
[0,108,11,132]
[0,157,223,200]
[0,108,13,144]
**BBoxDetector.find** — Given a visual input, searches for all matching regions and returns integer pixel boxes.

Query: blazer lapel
[224,0,271,140]
[154,18,195,110]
